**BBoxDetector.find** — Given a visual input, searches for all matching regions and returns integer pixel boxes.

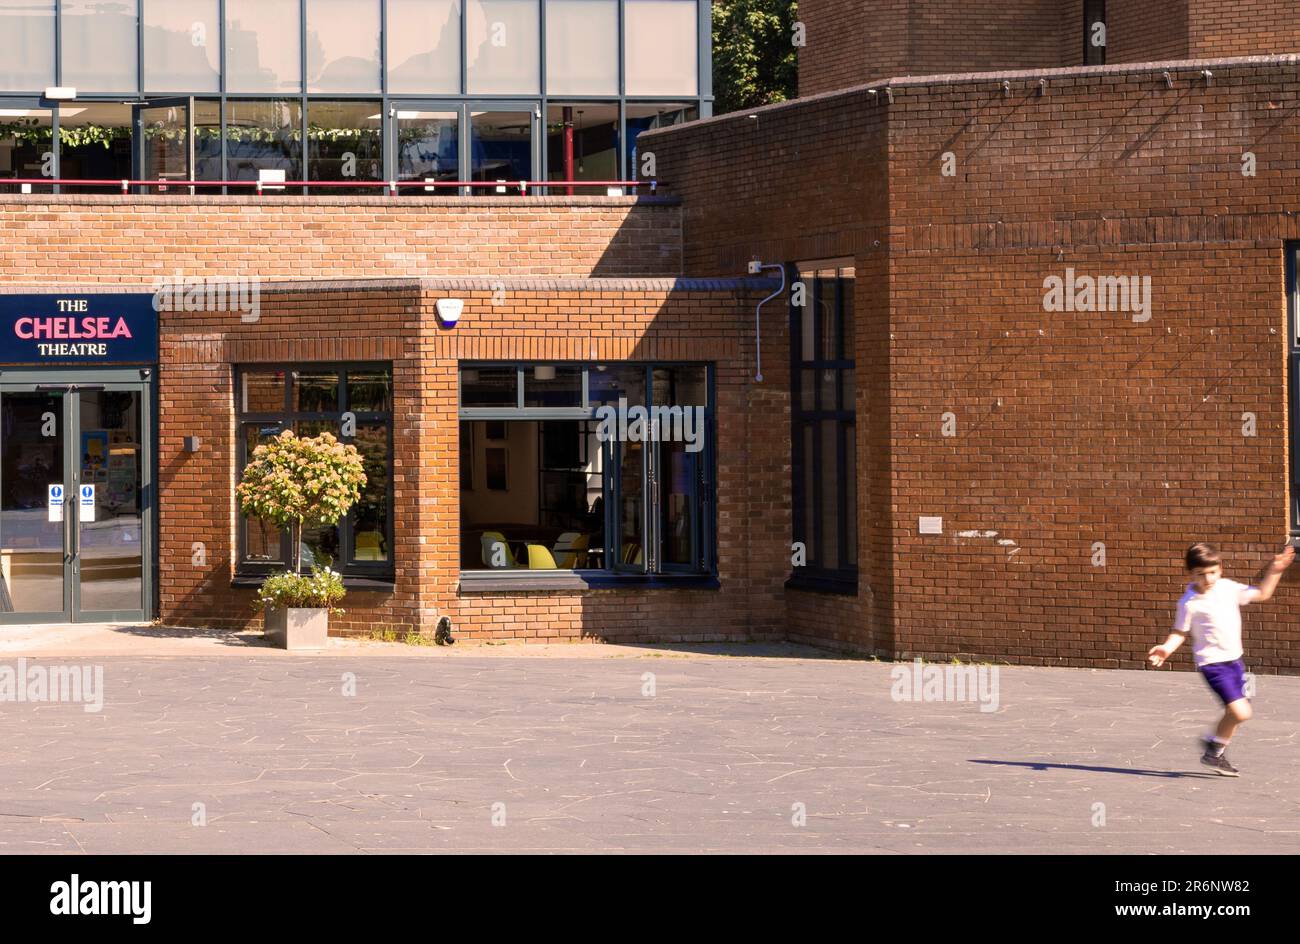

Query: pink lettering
[13,316,133,341]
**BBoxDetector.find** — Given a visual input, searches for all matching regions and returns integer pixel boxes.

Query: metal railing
[0,178,658,196]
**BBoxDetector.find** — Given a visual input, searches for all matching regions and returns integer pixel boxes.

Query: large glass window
[236,365,394,578]
[545,0,618,96]
[225,0,302,93]
[0,0,55,92]
[625,0,698,96]
[61,0,139,93]
[225,99,303,187]
[308,100,383,193]
[790,266,857,591]
[306,0,382,93]
[546,104,618,187]
[386,0,461,95]
[471,110,533,190]
[466,0,540,95]
[395,108,459,192]
[58,102,133,193]
[143,0,220,92]
[459,363,713,576]
[0,105,54,193]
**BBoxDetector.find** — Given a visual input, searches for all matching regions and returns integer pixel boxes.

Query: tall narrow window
[1084,0,1106,66]
[1288,245,1300,533]
[790,266,857,592]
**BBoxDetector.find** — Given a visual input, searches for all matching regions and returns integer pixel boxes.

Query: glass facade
[0,0,710,190]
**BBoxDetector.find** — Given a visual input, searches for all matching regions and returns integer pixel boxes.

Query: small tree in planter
[236,430,367,649]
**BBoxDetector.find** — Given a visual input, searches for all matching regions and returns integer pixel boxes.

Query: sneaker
[1200,750,1240,777]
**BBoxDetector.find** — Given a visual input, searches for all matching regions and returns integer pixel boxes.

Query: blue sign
[0,294,158,364]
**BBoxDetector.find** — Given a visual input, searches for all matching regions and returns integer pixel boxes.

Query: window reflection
[225,99,303,188]
[308,100,382,194]
[0,107,53,194]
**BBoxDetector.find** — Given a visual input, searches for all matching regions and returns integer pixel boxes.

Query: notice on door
[79,484,95,522]
[48,484,64,522]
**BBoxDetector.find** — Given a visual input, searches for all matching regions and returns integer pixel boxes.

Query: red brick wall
[643,92,895,655]
[800,0,1066,96]
[153,278,787,644]
[649,60,1300,672]
[1107,0,1191,63]
[799,0,1300,95]
[0,195,681,280]
[1189,0,1300,58]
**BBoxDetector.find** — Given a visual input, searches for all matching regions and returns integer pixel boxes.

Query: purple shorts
[1199,659,1248,706]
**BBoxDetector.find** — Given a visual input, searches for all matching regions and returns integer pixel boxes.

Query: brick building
[3,2,1300,673]
[636,1,1300,671]
[798,1,1300,96]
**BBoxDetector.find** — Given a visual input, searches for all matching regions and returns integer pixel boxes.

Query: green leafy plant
[253,566,346,612]
[236,430,368,575]
[712,0,799,116]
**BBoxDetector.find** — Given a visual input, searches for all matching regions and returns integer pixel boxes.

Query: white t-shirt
[1173,578,1259,666]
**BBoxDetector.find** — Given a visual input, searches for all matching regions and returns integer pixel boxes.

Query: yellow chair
[480,531,519,569]
[552,533,590,569]
[355,531,383,560]
[621,542,644,566]
[526,544,559,569]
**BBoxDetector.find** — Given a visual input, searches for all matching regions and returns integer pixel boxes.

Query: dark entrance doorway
[0,370,153,623]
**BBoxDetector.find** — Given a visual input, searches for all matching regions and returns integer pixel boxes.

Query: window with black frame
[790,266,857,592]
[236,364,394,579]
[459,362,714,580]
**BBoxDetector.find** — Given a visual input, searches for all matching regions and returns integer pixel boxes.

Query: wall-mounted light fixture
[183,436,201,453]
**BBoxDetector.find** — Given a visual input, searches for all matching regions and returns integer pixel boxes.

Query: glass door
[74,386,147,620]
[135,97,195,193]
[0,390,69,621]
[468,104,540,194]
[392,103,462,195]
[0,375,151,624]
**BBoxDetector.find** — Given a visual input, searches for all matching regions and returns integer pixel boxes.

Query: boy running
[1147,542,1294,776]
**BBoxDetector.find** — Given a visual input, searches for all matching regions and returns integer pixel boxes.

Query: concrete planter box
[264,607,329,650]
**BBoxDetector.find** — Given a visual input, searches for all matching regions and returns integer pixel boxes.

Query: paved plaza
[1,632,1298,854]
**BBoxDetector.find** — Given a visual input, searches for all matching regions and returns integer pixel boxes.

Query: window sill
[785,573,858,596]
[459,570,720,593]
[231,575,396,592]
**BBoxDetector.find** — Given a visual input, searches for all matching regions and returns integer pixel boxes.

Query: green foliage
[0,121,131,150]
[236,430,367,573]
[712,0,799,116]
[254,566,346,612]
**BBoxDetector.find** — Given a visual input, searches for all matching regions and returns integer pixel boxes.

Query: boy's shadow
[969,759,1222,779]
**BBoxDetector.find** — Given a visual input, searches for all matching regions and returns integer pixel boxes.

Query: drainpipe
[749,262,786,382]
